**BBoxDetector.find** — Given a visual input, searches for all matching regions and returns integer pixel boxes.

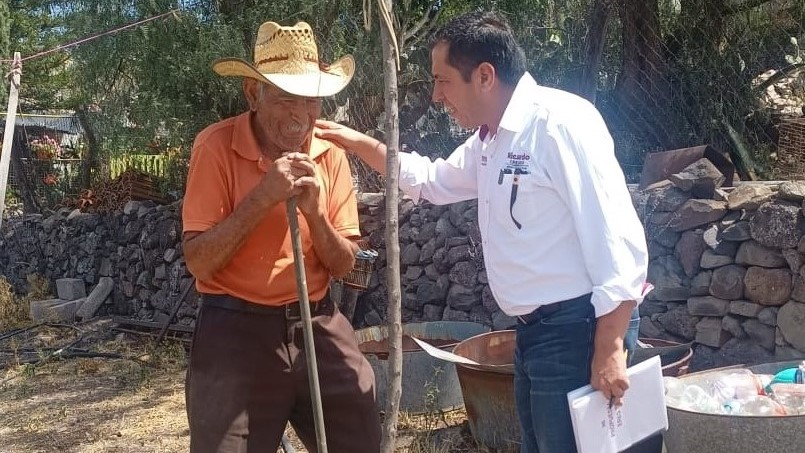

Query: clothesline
[0,9,179,65]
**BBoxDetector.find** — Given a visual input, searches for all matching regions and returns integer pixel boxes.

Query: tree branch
[402,0,440,44]
[753,63,805,93]
[721,0,775,16]
[404,2,443,48]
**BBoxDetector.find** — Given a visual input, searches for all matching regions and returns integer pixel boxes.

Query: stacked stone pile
[353,193,516,331]
[634,158,805,368]
[2,174,805,369]
[0,201,197,326]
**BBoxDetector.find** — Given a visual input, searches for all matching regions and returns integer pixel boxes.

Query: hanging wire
[0,9,179,64]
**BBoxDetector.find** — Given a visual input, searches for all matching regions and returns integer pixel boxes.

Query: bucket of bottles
[663,360,805,453]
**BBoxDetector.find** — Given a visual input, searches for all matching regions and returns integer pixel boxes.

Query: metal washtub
[355,321,489,414]
[664,360,805,453]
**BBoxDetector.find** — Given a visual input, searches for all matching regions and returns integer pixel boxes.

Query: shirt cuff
[336,226,361,238]
[398,152,427,204]
[590,281,652,317]
[182,220,216,234]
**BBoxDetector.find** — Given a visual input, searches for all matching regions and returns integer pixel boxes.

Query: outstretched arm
[315,120,388,174]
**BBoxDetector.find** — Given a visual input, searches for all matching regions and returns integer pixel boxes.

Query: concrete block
[56,278,86,301]
[43,299,83,323]
[76,277,114,320]
[30,299,66,323]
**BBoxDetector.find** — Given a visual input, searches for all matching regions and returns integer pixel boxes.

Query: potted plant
[29,135,63,160]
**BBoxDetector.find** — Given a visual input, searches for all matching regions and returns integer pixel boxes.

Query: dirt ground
[0,319,484,453]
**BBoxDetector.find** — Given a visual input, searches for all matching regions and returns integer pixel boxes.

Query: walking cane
[286,196,328,453]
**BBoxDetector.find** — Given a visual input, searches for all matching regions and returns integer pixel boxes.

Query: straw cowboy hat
[213,21,354,98]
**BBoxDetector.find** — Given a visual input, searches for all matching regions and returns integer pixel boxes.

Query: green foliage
[109,154,167,179]
[7,0,73,110]
[6,0,805,192]
[0,0,10,107]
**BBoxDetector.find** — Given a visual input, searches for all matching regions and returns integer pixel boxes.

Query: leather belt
[201,293,333,320]
[516,293,592,325]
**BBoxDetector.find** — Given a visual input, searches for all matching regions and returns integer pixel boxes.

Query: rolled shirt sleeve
[544,108,649,317]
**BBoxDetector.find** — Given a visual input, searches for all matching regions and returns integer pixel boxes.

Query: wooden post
[0,52,21,232]
[377,1,403,452]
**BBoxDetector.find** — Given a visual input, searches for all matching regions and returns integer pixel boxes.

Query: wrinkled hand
[590,346,630,407]
[286,152,321,217]
[252,154,298,206]
[315,119,370,151]
[251,153,312,208]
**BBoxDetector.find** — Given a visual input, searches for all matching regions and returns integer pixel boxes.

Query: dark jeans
[186,293,381,453]
[514,299,641,453]
[514,294,596,453]
[625,307,641,366]
[623,310,664,453]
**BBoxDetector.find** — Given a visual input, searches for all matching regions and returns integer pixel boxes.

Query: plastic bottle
[770,383,805,415]
[663,376,686,406]
[708,370,764,403]
[722,399,743,415]
[740,395,787,416]
[769,361,805,386]
[679,385,722,414]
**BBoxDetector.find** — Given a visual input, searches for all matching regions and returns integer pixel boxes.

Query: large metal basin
[633,338,693,377]
[355,321,489,414]
[665,360,805,453]
[452,330,519,452]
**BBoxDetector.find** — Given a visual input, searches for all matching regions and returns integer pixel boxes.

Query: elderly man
[181,21,380,453]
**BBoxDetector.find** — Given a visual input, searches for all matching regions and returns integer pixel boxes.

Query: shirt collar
[231,112,331,166]
[496,72,539,134]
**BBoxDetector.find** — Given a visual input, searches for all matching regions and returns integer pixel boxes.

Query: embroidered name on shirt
[507,152,530,161]
[506,152,530,171]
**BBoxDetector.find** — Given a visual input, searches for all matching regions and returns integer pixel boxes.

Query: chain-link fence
[2,0,805,218]
[0,113,84,214]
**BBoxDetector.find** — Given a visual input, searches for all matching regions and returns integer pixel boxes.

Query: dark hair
[430,11,527,87]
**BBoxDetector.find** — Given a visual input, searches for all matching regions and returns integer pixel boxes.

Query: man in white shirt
[317,10,648,453]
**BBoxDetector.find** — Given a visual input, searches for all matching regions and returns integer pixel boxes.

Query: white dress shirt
[398,72,649,318]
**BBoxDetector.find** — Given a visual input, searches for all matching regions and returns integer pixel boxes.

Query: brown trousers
[186,293,381,453]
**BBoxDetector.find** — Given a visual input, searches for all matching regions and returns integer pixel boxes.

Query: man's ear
[476,62,497,92]
[243,78,258,112]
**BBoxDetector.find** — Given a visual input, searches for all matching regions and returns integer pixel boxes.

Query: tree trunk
[680,0,726,51]
[378,1,402,452]
[572,0,612,102]
[76,106,99,190]
[614,0,676,148]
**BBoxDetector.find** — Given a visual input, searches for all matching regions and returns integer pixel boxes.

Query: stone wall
[0,201,198,326]
[351,194,512,330]
[3,166,805,369]
[633,159,805,369]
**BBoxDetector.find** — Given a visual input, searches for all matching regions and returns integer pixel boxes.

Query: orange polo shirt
[182,112,360,306]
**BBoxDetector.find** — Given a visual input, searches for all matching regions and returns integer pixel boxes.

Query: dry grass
[396,410,489,453]
[0,278,29,331]
[0,274,52,331]
[0,321,488,453]
[0,322,190,453]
